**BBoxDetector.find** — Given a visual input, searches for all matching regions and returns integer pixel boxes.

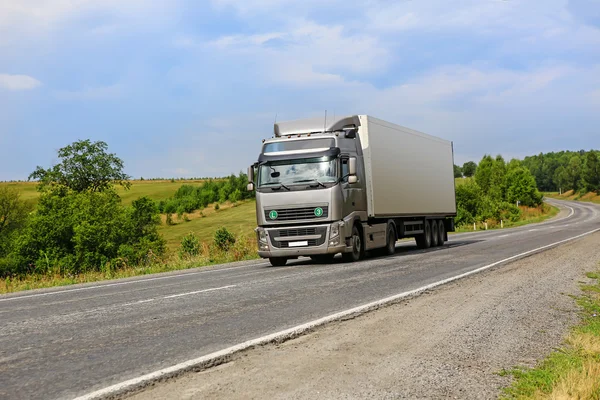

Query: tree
[29,140,131,193]
[0,187,31,256]
[566,155,583,192]
[453,164,463,178]
[475,155,494,194]
[488,155,506,202]
[462,161,477,178]
[583,151,600,193]
[505,167,542,207]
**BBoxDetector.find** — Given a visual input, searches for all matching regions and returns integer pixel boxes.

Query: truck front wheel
[269,257,287,267]
[342,225,363,263]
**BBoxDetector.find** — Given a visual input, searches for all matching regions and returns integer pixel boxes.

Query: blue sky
[1,0,599,180]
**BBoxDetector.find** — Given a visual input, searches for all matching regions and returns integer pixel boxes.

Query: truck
[247,115,457,267]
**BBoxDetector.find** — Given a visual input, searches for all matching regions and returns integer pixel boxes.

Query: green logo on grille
[314,207,323,217]
[269,210,278,220]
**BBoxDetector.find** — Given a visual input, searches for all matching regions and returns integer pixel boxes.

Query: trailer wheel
[342,225,363,263]
[431,220,439,247]
[416,220,432,249]
[385,224,396,255]
[269,257,287,267]
[437,220,446,245]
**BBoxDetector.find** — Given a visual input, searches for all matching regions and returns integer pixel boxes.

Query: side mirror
[247,165,255,183]
[348,157,357,175]
[247,183,255,191]
[348,175,358,184]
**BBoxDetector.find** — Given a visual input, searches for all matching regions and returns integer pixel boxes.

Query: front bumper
[256,222,348,258]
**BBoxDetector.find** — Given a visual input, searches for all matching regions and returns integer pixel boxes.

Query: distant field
[545,190,600,205]
[0,179,206,206]
[159,201,256,252]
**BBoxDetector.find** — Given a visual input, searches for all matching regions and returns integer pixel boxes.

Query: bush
[214,227,236,251]
[6,191,165,277]
[214,203,220,211]
[179,233,201,258]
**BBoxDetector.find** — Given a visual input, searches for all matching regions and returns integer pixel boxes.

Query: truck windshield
[258,156,338,188]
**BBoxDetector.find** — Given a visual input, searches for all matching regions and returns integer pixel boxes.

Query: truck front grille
[270,226,327,248]
[264,206,328,222]
[278,228,317,237]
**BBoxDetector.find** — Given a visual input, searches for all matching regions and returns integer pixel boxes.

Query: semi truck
[247,115,457,267]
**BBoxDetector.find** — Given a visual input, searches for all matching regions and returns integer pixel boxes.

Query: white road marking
[162,285,236,299]
[74,227,600,400]
[528,229,539,232]
[0,264,266,303]
[498,234,510,238]
[121,299,156,307]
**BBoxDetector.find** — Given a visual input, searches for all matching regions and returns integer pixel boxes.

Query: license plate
[288,241,308,247]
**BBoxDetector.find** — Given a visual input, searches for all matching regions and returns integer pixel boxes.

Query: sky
[1,0,599,180]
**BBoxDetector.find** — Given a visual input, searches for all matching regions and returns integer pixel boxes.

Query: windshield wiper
[263,182,291,191]
[293,179,326,188]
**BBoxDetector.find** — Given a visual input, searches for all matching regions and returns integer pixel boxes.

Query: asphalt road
[1,199,599,400]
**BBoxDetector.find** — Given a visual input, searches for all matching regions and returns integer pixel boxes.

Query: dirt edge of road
[120,232,600,400]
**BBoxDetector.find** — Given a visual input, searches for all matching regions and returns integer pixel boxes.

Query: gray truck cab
[248,116,366,266]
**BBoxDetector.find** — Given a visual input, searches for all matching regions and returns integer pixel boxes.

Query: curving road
[1,199,599,400]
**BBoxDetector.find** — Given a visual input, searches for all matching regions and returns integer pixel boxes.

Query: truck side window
[341,158,349,183]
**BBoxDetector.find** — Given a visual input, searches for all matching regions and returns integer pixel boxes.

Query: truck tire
[437,220,445,245]
[416,220,432,249]
[310,254,335,264]
[269,257,287,267]
[385,224,396,255]
[342,225,363,263]
[431,220,439,247]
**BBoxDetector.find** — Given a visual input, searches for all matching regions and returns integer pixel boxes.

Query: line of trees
[157,174,253,215]
[521,150,600,194]
[455,155,543,226]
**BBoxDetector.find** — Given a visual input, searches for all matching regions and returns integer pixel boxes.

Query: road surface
[0,199,599,400]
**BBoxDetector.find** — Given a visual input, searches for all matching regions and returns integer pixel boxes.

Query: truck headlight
[257,228,267,243]
[329,222,343,246]
[330,223,339,239]
[256,228,269,251]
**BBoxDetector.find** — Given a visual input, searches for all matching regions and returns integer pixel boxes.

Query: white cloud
[0,0,181,44]
[0,73,41,91]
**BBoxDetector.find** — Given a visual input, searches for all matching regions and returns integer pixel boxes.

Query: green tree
[475,155,494,194]
[0,187,31,257]
[455,180,482,225]
[29,140,131,193]
[453,164,463,178]
[583,151,600,193]
[488,155,506,202]
[566,155,583,192]
[505,167,542,207]
[462,161,477,178]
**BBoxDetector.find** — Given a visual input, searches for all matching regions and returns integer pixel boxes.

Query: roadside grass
[455,203,559,233]
[545,190,600,205]
[0,234,258,294]
[500,269,600,399]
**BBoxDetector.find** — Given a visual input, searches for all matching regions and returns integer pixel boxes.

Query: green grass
[0,179,206,206]
[500,266,600,399]
[159,201,257,252]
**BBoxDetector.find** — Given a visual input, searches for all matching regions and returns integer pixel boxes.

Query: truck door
[341,156,364,217]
